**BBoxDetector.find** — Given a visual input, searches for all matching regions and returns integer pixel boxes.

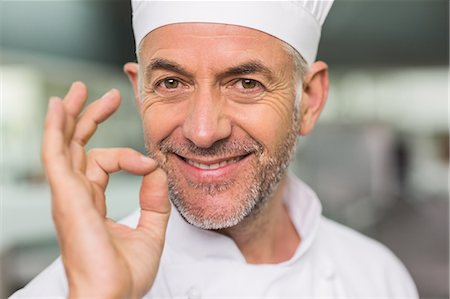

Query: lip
[179,154,246,166]
[173,153,253,182]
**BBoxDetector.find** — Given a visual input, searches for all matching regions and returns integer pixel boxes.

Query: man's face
[137,23,300,229]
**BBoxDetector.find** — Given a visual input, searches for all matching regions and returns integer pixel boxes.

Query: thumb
[137,168,171,235]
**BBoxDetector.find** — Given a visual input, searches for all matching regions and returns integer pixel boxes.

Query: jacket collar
[163,173,323,265]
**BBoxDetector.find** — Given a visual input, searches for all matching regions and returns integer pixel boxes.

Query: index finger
[86,148,158,191]
[85,148,158,216]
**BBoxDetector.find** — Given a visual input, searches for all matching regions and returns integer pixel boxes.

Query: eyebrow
[145,58,192,81]
[221,61,274,81]
[145,58,274,82]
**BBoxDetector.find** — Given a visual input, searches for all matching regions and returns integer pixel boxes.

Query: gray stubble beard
[146,106,301,230]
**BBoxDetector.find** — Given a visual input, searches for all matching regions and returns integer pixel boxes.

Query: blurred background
[1,1,448,298]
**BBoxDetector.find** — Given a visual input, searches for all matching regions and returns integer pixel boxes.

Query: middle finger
[70,89,121,171]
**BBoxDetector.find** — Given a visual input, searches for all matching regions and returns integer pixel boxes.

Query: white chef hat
[131,1,334,65]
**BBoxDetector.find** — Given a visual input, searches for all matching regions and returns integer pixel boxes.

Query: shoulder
[319,217,392,259]
[315,217,418,297]
[318,216,406,273]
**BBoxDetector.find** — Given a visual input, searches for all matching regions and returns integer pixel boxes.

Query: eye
[161,78,180,89]
[240,79,258,89]
[230,78,265,94]
[152,77,190,97]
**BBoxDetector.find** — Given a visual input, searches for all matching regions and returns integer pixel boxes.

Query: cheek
[228,95,295,151]
[142,101,189,145]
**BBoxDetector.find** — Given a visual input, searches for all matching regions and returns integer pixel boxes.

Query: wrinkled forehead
[139,22,286,56]
[137,23,292,72]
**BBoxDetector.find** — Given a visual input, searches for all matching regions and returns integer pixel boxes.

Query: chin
[168,178,263,230]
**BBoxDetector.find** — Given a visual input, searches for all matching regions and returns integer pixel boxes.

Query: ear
[123,62,143,114]
[299,61,329,136]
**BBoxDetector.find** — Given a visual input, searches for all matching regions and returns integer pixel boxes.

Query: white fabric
[131,1,334,65]
[10,175,418,298]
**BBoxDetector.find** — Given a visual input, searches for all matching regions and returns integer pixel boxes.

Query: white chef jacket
[11,174,418,298]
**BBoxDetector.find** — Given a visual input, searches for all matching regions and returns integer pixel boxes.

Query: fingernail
[101,89,117,100]
[69,81,83,91]
[140,155,154,164]
[48,97,60,111]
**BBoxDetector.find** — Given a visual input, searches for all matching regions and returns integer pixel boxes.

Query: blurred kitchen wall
[1,1,448,298]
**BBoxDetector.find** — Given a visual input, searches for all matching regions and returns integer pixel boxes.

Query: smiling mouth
[178,154,250,170]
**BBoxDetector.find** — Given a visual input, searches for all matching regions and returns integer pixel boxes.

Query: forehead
[139,23,291,69]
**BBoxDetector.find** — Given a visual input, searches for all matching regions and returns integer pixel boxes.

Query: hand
[42,82,170,298]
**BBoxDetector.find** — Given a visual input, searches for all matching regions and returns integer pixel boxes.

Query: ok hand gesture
[42,82,170,299]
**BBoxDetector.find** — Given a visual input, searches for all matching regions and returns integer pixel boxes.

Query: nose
[182,87,231,148]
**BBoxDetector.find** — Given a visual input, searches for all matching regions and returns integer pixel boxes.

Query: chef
[11,1,418,298]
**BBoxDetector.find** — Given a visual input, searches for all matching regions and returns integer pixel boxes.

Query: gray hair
[281,42,309,108]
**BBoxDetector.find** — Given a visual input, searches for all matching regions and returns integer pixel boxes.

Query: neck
[219,175,301,264]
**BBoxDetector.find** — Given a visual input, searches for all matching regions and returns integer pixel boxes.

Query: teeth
[186,157,241,170]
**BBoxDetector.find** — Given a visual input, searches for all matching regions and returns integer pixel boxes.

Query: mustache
[158,137,263,158]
